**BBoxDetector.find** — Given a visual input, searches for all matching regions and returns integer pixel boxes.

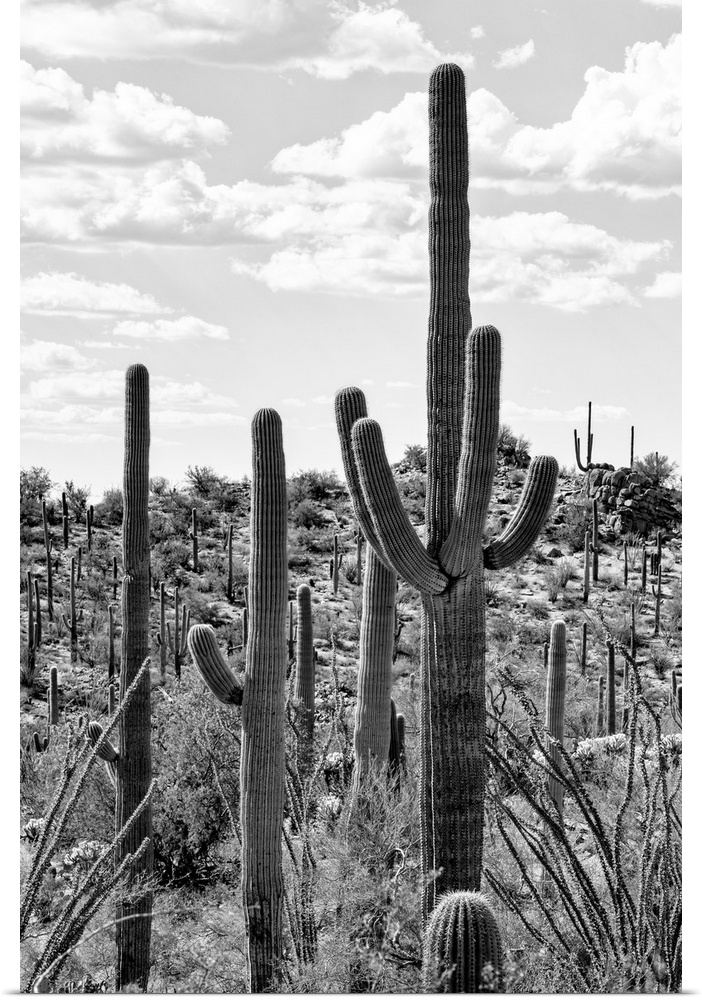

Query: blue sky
[19,0,682,499]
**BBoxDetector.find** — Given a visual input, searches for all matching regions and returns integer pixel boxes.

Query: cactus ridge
[422,890,504,993]
[188,623,244,705]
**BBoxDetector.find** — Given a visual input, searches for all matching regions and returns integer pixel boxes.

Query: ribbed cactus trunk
[116,363,153,992]
[241,408,287,992]
[545,620,567,816]
[352,545,397,794]
[294,583,315,780]
[335,64,557,919]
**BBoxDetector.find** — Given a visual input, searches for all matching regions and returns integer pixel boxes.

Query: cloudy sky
[19,0,682,499]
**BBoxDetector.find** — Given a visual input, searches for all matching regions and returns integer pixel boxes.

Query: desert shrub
[153,538,192,581]
[149,475,170,496]
[151,676,241,889]
[64,481,91,523]
[92,486,123,527]
[559,497,590,551]
[183,466,244,513]
[393,443,427,474]
[290,498,328,530]
[20,467,55,525]
[634,452,679,488]
[497,424,531,468]
[288,469,343,505]
[291,524,336,556]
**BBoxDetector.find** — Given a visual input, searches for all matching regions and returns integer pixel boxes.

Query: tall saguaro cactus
[545,620,567,817]
[352,546,397,794]
[335,63,557,915]
[242,408,288,991]
[117,363,153,991]
[294,583,316,779]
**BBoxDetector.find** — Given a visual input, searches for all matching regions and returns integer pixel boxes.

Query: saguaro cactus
[190,508,199,573]
[545,620,567,817]
[241,409,288,991]
[116,363,153,991]
[606,641,616,736]
[422,890,504,993]
[189,411,288,991]
[42,500,54,621]
[294,584,316,775]
[335,64,557,913]
[61,556,78,662]
[352,546,396,795]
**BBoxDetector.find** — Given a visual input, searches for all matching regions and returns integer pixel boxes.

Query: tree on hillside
[20,466,55,524]
[634,452,679,488]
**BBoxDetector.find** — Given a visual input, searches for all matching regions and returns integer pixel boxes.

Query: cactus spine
[116,363,153,991]
[545,620,567,816]
[422,890,504,993]
[241,408,288,991]
[352,545,397,795]
[335,64,557,913]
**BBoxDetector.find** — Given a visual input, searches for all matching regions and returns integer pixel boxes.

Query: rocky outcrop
[588,467,680,537]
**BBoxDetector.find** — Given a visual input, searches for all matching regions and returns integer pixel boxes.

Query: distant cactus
[545,620,567,816]
[61,492,69,549]
[61,556,78,662]
[334,63,557,912]
[591,498,599,582]
[48,666,59,728]
[574,401,594,474]
[41,500,54,621]
[332,533,340,593]
[112,555,119,601]
[156,582,167,682]
[388,698,405,782]
[225,524,234,601]
[190,508,199,573]
[116,363,153,991]
[579,621,587,674]
[583,529,591,603]
[422,891,504,993]
[596,675,605,736]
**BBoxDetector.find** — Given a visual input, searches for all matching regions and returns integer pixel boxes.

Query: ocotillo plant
[422,890,504,993]
[294,584,315,780]
[42,499,54,621]
[62,556,78,662]
[352,546,397,798]
[190,508,199,573]
[335,64,557,913]
[187,409,288,992]
[62,492,69,549]
[545,620,567,817]
[606,640,616,736]
[116,363,153,992]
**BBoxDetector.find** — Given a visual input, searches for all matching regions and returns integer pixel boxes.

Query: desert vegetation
[19,64,681,993]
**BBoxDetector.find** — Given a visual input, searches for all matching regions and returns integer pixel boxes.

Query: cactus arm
[440,325,501,575]
[351,418,448,595]
[188,624,244,705]
[482,455,558,570]
[334,387,395,571]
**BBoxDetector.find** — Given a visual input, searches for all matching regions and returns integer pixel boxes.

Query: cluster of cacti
[335,63,557,912]
[115,363,153,991]
[422,891,504,993]
[544,620,567,816]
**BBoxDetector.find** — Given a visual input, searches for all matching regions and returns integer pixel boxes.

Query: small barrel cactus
[422,891,504,993]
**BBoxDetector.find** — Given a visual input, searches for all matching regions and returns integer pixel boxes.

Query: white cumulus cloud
[21,61,229,163]
[21,0,471,77]
[20,340,95,372]
[20,271,168,316]
[493,39,535,70]
[642,271,681,298]
[111,316,229,340]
